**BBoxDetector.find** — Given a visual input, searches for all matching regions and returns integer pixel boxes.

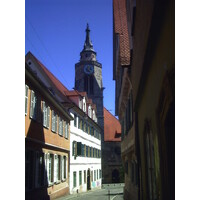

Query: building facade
[67,92,102,194]
[25,63,73,200]
[113,0,175,200]
[26,52,102,197]
[103,108,123,184]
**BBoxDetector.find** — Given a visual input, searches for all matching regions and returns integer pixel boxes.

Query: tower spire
[83,23,94,51]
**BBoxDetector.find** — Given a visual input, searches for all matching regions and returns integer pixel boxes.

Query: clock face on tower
[84,65,94,75]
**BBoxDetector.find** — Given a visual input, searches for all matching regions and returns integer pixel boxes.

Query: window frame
[79,170,82,186]
[73,171,77,188]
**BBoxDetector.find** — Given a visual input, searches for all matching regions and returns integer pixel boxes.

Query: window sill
[55,180,61,185]
[61,179,66,182]
[48,182,54,187]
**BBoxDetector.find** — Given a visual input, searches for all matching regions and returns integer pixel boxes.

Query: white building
[66,92,102,194]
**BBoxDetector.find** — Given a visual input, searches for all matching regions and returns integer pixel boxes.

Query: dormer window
[93,110,95,120]
[83,97,86,112]
[79,98,83,109]
[88,105,92,118]
[93,110,97,122]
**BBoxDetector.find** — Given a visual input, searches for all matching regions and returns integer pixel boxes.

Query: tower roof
[82,23,95,53]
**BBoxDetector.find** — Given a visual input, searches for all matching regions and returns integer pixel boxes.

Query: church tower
[74,23,104,135]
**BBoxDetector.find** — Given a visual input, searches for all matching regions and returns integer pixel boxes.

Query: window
[84,122,86,132]
[65,122,69,139]
[88,106,91,118]
[79,171,82,186]
[30,90,38,120]
[84,170,86,183]
[73,172,77,188]
[86,122,88,133]
[94,170,96,181]
[91,127,94,136]
[58,117,63,136]
[43,101,50,128]
[93,110,95,120]
[61,156,65,181]
[54,155,61,182]
[90,147,92,157]
[92,148,94,158]
[83,97,86,112]
[35,152,45,187]
[25,150,34,190]
[47,154,54,185]
[77,142,82,156]
[51,110,57,132]
[99,169,102,179]
[78,116,80,129]
[80,118,83,130]
[97,169,98,180]
[25,85,29,115]
[87,124,90,134]
[81,144,85,157]
[64,156,68,180]
[55,114,58,133]
[86,146,88,157]
[72,141,77,156]
[91,170,93,182]
[79,98,83,109]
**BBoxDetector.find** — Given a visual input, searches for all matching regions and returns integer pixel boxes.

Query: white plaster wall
[69,112,101,194]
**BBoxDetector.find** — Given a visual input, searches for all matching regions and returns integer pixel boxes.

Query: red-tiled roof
[104,107,121,142]
[113,0,130,65]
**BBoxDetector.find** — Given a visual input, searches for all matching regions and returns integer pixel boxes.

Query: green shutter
[77,142,82,156]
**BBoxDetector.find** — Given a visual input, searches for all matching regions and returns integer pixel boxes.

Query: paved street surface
[56,185,124,200]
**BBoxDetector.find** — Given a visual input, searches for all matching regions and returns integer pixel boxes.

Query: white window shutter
[54,155,58,183]
[63,121,66,137]
[65,123,68,139]
[51,110,54,131]
[30,90,34,118]
[42,101,46,126]
[61,120,63,136]
[55,114,58,133]
[33,95,37,120]
[47,106,50,128]
[58,117,60,135]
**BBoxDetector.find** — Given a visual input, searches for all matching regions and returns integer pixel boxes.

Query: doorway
[87,168,91,190]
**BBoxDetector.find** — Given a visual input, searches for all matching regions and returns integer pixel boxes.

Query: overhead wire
[25,16,70,88]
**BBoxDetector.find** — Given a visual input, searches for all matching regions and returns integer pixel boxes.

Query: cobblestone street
[56,185,124,200]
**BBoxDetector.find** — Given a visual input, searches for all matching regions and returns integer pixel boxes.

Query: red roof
[113,0,130,65]
[104,107,121,142]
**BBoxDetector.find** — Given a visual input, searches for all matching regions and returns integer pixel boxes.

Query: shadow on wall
[25,102,50,200]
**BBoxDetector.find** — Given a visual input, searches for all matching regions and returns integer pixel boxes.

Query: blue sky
[25,0,115,116]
